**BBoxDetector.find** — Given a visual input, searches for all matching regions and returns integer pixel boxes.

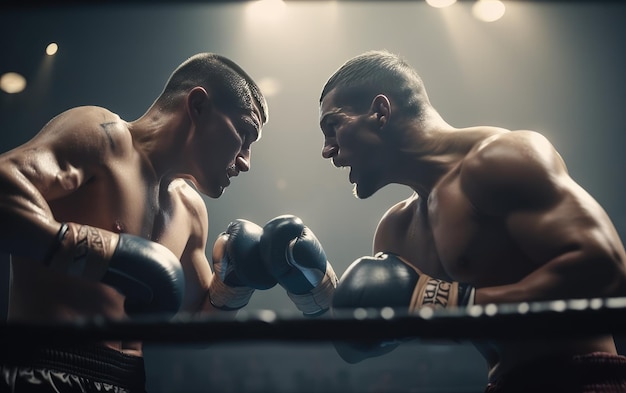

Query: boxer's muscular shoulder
[374,193,420,250]
[466,130,566,175]
[379,193,420,227]
[461,130,566,214]
[4,107,130,197]
[167,179,207,220]
[44,106,132,158]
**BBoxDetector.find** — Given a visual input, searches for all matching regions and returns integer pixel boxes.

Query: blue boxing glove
[209,219,277,311]
[332,252,475,363]
[47,222,185,317]
[260,215,338,316]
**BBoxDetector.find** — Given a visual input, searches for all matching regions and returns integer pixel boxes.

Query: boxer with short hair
[0,52,268,392]
[319,50,626,392]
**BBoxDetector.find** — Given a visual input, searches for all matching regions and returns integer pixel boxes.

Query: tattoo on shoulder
[99,122,117,150]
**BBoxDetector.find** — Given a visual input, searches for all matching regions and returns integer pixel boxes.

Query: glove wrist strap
[409,274,475,310]
[46,222,116,280]
[287,262,339,316]
[208,274,254,310]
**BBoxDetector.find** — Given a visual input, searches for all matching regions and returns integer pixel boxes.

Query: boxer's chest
[109,167,160,239]
[422,174,523,286]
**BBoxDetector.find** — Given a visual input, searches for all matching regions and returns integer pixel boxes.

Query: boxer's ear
[370,94,391,130]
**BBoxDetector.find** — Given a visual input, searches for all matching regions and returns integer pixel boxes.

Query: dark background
[1,1,625,392]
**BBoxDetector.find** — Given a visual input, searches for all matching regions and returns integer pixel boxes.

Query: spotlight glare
[426,0,456,8]
[0,72,27,94]
[246,0,287,23]
[46,42,58,56]
[257,76,281,98]
[472,0,506,22]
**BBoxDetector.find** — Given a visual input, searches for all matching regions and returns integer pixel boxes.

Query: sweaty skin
[373,145,621,380]
[320,88,626,381]
[0,101,262,356]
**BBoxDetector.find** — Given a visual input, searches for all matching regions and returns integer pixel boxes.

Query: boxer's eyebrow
[319,110,341,131]
[236,106,262,140]
[319,112,335,127]
[240,116,260,142]
[320,108,342,126]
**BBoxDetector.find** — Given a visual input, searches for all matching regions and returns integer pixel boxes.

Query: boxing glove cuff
[46,222,117,280]
[409,273,475,310]
[286,262,339,316]
[44,222,70,265]
[208,273,255,311]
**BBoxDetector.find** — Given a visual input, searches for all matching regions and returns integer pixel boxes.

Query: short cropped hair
[157,53,268,124]
[320,50,427,119]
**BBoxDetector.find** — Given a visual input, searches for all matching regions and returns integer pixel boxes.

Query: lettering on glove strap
[47,223,114,280]
[409,274,461,310]
[71,225,99,275]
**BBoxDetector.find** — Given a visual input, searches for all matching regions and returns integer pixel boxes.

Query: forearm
[475,250,626,305]
[0,167,60,262]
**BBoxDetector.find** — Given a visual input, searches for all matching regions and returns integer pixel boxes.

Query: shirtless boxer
[0,52,272,392]
[319,50,626,392]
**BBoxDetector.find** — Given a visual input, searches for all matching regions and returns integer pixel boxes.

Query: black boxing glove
[209,219,277,311]
[331,252,475,363]
[47,222,185,316]
[260,214,338,316]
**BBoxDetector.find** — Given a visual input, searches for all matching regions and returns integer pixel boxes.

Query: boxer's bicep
[463,132,625,302]
[161,179,212,313]
[505,184,626,301]
[0,116,107,260]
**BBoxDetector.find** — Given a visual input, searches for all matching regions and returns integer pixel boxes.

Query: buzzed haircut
[320,50,427,119]
[157,53,268,124]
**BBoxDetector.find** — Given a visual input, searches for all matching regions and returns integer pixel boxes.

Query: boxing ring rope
[2,297,626,346]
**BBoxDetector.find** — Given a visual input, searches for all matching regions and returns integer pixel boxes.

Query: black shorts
[484,352,626,393]
[0,344,146,393]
